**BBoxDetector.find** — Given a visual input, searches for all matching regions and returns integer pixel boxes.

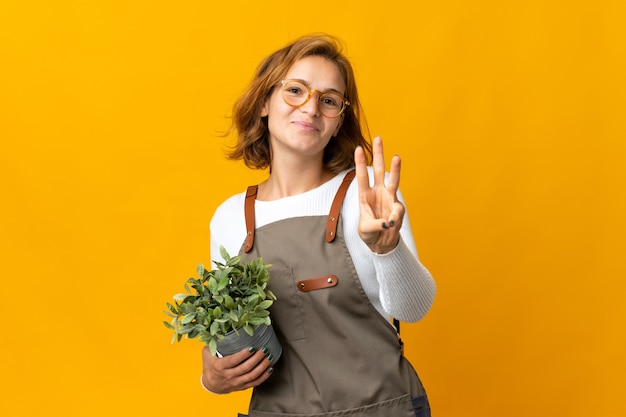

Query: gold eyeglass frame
[280,79,350,118]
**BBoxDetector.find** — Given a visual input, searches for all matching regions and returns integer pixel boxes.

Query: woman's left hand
[354,136,405,254]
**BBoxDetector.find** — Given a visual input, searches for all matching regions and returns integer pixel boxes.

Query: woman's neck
[257,164,335,201]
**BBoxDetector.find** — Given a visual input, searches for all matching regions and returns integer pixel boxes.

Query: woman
[201,34,436,417]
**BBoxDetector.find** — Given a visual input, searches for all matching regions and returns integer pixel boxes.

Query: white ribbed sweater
[209,168,436,323]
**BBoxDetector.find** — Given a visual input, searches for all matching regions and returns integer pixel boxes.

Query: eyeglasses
[280,79,350,118]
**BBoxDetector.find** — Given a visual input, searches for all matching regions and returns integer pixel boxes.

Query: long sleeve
[341,179,436,322]
[372,240,436,322]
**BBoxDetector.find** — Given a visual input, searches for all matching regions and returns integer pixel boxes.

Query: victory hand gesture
[354,136,405,254]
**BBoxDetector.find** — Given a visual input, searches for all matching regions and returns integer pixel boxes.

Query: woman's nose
[299,93,321,116]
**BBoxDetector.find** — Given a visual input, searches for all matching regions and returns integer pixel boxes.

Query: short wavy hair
[226,34,372,172]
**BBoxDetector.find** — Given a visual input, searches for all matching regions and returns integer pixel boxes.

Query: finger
[387,154,401,196]
[387,200,405,229]
[354,145,371,194]
[208,345,256,369]
[241,360,274,389]
[359,217,388,234]
[372,136,386,186]
[246,351,275,379]
[228,348,272,375]
[231,351,275,390]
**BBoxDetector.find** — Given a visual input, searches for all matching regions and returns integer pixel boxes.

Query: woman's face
[262,55,345,163]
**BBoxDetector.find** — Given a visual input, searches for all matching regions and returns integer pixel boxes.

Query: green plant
[163,246,276,355]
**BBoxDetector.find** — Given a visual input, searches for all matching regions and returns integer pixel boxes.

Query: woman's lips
[292,121,318,131]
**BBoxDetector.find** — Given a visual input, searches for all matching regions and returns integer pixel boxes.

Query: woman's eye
[287,87,303,95]
[321,96,339,107]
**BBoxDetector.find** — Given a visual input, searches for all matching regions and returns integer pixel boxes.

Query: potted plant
[163,246,282,361]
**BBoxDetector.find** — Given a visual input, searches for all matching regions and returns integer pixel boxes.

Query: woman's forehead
[284,56,345,91]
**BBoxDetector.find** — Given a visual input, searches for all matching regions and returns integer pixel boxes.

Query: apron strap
[326,169,356,243]
[243,185,258,253]
[244,169,356,252]
[393,317,404,353]
[393,318,401,334]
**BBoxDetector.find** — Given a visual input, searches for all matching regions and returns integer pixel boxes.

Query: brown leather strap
[244,169,355,251]
[326,169,356,243]
[243,185,258,253]
[297,275,339,292]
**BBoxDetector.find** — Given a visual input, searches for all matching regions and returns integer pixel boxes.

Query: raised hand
[354,136,405,254]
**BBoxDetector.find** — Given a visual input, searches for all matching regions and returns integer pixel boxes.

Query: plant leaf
[208,338,218,356]
[248,317,268,326]
[181,313,196,324]
[217,276,229,291]
[210,320,220,336]
[178,324,194,334]
[173,293,187,301]
[208,277,218,292]
[224,294,235,310]
[166,302,178,315]
[219,245,229,260]
[229,309,239,323]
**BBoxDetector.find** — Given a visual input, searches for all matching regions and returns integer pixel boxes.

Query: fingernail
[248,347,257,353]
[389,220,395,227]
[268,367,274,374]
[267,353,274,361]
[382,222,388,229]
[262,347,269,354]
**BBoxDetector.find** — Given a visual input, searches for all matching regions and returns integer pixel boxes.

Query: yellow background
[2,1,624,416]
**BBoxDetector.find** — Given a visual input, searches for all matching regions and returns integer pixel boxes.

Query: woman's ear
[261,98,270,117]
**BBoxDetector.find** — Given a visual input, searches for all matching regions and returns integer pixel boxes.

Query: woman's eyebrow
[290,78,344,95]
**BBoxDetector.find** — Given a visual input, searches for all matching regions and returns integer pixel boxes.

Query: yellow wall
[2,1,624,416]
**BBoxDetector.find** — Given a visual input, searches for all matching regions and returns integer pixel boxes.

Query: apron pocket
[267,267,305,341]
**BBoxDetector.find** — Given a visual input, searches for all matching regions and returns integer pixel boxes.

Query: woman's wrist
[200,374,217,394]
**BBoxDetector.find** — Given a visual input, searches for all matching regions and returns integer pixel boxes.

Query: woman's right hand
[201,346,275,394]
[354,136,405,254]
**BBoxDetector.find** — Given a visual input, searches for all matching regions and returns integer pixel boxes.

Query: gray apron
[238,170,430,417]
